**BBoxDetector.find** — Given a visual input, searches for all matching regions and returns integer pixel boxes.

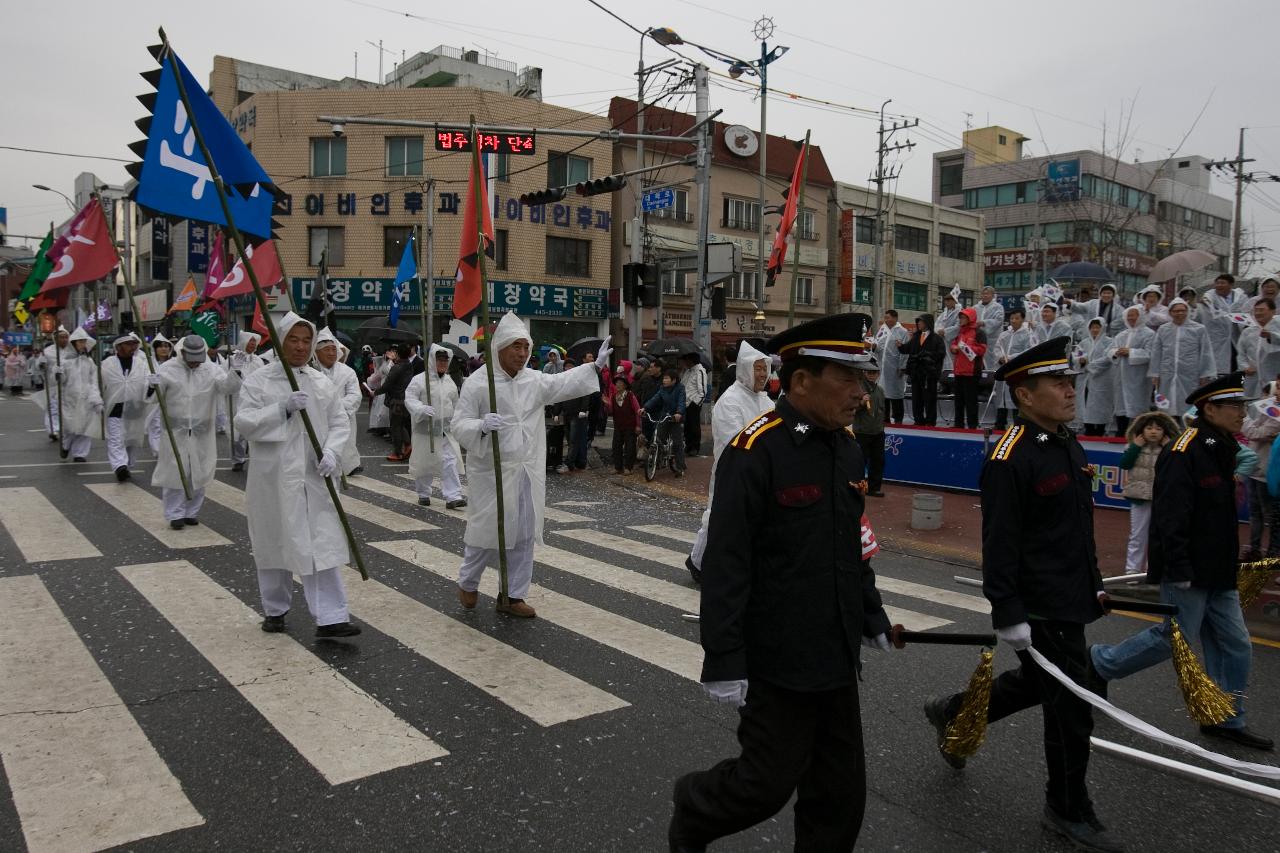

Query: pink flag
[204,230,226,297]
[209,240,282,299]
[40,198,119,291]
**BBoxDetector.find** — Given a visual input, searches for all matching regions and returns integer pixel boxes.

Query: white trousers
[458,471,534,599]
[105,417,138,470]
[1125,501,1152,574]
[257,566,349,626]
[44,400,60,435]
[161,487,206,521]
[690,506,710,571]
[231,436,249,465]
[62,433,91,459]
[415,440,463,501]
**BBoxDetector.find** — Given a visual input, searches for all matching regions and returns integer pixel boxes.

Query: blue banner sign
[290,277,610,320]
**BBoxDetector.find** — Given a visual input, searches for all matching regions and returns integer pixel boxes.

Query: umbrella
[645,337,701,358]
[564,336,604,364]
[334,330,355,349]
[1147,249,1217,283]
[439,342,468,364]
[354,317,420,347]
[1050,261,1114,282]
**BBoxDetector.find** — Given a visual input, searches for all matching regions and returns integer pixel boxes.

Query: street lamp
[32,183,76,213]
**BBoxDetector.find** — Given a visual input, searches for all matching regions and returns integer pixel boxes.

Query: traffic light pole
[632,34,646,363]
[692,64,713,360]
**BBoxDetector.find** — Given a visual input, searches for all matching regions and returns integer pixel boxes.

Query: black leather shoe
[114,466,131,482]
[924,696,966,769]
[868,490,885,497]
[316,622,362,639]
[1041,804,1124,852]
[231,462,244,472]
[446,499,467,509]
[418,497,431,506]
[1200,725,1274,750]
[261,613,287,633]
[684,556,702,586]
[169,519,185,530]
[73,456,87,463]
[184,518,199,526]
[350,466,363,475]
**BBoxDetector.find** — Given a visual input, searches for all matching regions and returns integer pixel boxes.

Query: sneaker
[555,464,569,474]
[496,598,537,618]
[114,466,131,482]
[1199,725,1274,751]
[169,519,185,530]
[923,696,966,769]
[315,622,362,639]
[1040,804,1125,852]
[231,462,244,472]
[446,499,467,509]
[73,456,87,463]
[184,518,199,526]
[350,466,363,476]
[685,556,702,586]
[261,613,287,633]
[418,497,431,506]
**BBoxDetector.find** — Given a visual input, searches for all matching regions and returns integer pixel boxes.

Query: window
[663,269,688,296]
[894,224,930,254]
[1177,159,1190,169]
[547,152,591,187]
[892,281,928,312]
[311,138,347,177]
[383,226,414,267]
[856,216,876,244]
[546,236,591,277]
[495,150,510,182]
[854,275,874,305]
[939,162,964,196]
[722,197,760,231]
[998,134,1008,146]
[729,270,758,300]
[938,233,975,261]
[386,136,423,176]
[494,229,509,271]
[652,188,690,222]
[794,276,814,305]
[308,227,345,266]
[799,209,817,241]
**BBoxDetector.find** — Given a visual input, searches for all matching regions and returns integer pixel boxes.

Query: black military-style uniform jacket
[1148,423,1239,590]
[699,396,892,692]
[981,416,1105,628]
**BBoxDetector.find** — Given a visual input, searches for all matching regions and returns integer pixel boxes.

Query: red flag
[251,298,270,339]
[209,240,283,299]
[765,141,807,287]
[40,198,119,291]
[204,230,227,297]
[453,151,494,321]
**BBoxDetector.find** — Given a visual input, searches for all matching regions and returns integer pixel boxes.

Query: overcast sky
[4,0,1278,273]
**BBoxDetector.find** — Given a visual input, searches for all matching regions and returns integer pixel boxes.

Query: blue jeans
[1091,583,1252,728]
[568,416,591,469]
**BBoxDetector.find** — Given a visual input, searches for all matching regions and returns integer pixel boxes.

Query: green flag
[17,229,55,302]
[190,310,221,348]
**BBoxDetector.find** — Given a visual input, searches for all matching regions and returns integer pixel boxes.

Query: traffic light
[622,262,659,308]
[710,285,726,320]
[518,187,566,206]
[622,262,640,306]
[576,175,627,196]
[639,263,659,307]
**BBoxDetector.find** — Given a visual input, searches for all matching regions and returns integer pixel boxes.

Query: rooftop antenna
[964,112,973,130]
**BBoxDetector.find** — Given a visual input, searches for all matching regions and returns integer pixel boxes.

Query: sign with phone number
[290,277,610,320]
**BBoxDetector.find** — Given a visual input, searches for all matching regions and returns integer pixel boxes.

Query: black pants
[672,680,866,851]
[885,397,905,424]
[684,402,703,455]
[855,432,885,493]
[1083,423,1106,437]
[1114,416,1130,438]
[953,375,979,428]
[994,407,1010,430]
[546,424,565,468]
[911,372,938,426]
[611,428,636,472]
[947,620,1094,821]
[388,401,411,454]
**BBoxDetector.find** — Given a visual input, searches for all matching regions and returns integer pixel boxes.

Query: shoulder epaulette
[1172,428,1197,453]
[730,410,783,450]
[990,424,1026,461]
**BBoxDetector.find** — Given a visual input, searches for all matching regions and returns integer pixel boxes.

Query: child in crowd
[1242,381,1280,559]
[604,374,642,474]
[643,369,687,477]
[1118,411,1178,574]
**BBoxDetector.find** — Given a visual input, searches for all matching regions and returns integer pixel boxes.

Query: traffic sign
[642,188,675,212]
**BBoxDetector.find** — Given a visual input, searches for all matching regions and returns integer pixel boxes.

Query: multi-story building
[384,46,542,101]
[832,183,985,323]
[607,97,834,355]
[933,126,1231,298]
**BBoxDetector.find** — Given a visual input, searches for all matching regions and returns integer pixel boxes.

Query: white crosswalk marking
[390,473,591,523]
[85,482,232,549]
[346,574,629,726]
[882,606,951,632]
[533,543,699,613]
[348,473,458,517]
[555,528,685,569]
[875,577,990,613]
[117,560,447,784]
[202,478,438,533]
[0,486,102,561]
[371,539,704,682]
[0,574,204,853]
[628,524,697,545]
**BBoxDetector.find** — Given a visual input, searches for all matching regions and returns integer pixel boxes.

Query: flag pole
[414,227,435,454]
[469,117,510,604]
[102,194,193,499]
[786,131,812,329]
[158,30,367,580]
[49,222,67,459]
[92,279,106,440]
[41,325,53,436]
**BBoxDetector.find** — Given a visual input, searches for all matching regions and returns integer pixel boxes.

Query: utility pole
[871,101,916,321]
[1205,127,1256,276]
[693,64,713,358]
[754,35,770,331]
[632,35,646,361]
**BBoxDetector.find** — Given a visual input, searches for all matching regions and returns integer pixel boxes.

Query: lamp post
[32,184,75,213]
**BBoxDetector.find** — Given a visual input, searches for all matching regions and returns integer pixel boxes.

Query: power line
[0,144,131,163]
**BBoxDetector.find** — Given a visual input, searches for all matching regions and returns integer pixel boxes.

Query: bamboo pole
[92,279,106,440]
[159,29,366,580]
[414,227,435,454]
[786,131,812,329]
[41,327,53,436]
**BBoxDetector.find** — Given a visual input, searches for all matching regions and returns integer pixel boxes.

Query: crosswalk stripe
[84,482,232,549]
[117,560,447,784]
[875,577,990,613]
[0,575,204,853]
[347,473,464,520]
[629,524,697,545]
[203,478,438,534]
[533,543,699,613]
[0,486,102,561]
[346,574,629,726]
[883,606,952,632]
[371,538,704,682]
[555,528,685,569]
[390,473,591,523]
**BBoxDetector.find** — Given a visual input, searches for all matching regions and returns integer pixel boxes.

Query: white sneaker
[555,464,569,474]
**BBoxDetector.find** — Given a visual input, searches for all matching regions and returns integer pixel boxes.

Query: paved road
[0,392,1275,853]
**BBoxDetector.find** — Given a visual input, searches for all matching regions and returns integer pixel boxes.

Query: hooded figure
[149,334,242,525]
[1108,305,1156,424]
[101,332,152,480]
[992,310,1034,416]
[228,332,266,471]
[1197,279,1247,375]
[687,341,774,578]
[366,347,394,433]
[313,327,362,476]
[1240,272,1280,314]
[1066,283,1124,337]
[406,343,464,507]
[1076,319,1115,434]
[234,312,359,638]
[1033,303,1073,344]
[451,312,611,618]
[1237,296,1280,398]
[873,314,912,406]
[976,288,1005,371]
[937,297,961,372]
[1147,297,1216,416]
[54,327,104,460]
[39,326,75,439]
[1136,285,1169,330]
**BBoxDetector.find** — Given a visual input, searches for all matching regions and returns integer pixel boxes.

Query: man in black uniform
[668,314,895,853]
[924,336,1122,853]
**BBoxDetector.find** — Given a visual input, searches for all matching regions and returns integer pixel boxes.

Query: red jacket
[605,389,643,432]
[950,307,987,377]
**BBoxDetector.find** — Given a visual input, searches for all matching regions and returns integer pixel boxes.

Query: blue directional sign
[642,188,675,212]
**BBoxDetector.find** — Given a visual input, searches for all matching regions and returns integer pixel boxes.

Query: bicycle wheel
[668,442,678,472]
[644,441,660,480]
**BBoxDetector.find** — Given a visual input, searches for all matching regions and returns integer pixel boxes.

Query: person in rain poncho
[40,326,73,440]
[235,312,360,639]
[313,329,363,476]
[4,347,26,396]
[1065,282,1125,338]
[685,340,773,583]
[976,287,1006,372]
[101,332,152,481]
[1197,273,1247,376]
[1240,272,1280,313]
[406,344,465,508]
[451,313,611,618]
[871,309,911,424]
[1148,297,1216,417]
[229,332,265,472]
[992,307,1033,430]
[365,346,394,435]
[148,335,243,529]
[1075,318,1115,436]
[1237,297,1280,398]
[1136,285,1169,330]
[1034,302,1072,344]
[937,293,961,372]
[54,327,103,462]
[1107,305,1156,436]
[145,333,176,453]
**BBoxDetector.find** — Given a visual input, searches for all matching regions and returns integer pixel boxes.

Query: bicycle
[643,412,678,481]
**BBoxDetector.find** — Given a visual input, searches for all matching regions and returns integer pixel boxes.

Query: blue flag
[135,47,275,238]
[389,234,416,328]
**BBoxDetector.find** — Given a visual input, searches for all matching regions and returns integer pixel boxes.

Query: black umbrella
[432,341,468,364]
[1050,261,1114,282]
[645,337,701,358]
[334,330,355,349]
[564,336,604,365]
[355,317,420,347]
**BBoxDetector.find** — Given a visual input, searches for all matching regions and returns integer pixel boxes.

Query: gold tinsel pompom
[1169,618,1237,726]
[1237,566,1277,610]
[942,648,994,759]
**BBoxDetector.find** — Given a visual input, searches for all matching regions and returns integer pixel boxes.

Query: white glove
[146,373,162,388]
[595,335,613,370]
[481,412,509,433]
[996,622,1033,651]
[422,404,436,419]
[230,352,248,369]
[578,411,588,419]
[285,391,309,413]
[702,680,748,707]
[54,366,65,379]
[1172,581,1192,590]
[316,449,339,478]
[91,401,103,414]
[862,633,892,652]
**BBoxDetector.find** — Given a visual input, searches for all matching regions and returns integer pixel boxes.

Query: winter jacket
[605,389,642,432]
[902,314,945,379]
[949,308,988,377]
[644,383,686,420]
[851,380,885,436]
[1118,412,1178,502]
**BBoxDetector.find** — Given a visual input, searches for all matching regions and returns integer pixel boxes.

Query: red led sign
[434,131,536,155]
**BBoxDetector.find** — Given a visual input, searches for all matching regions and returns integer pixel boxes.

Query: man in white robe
[54,327,103,461]
[40,326,72,441]
[313,329,363,476]
[1197,274,1248,377]
[406,344,464,508]
[101,332,151,481]
[230,332,265,472]
[976,287,1006,372]
[1148,297,1216,417]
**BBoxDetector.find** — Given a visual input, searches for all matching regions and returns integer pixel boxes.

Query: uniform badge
[795,423,810,434]
[1037,432,1049,443]
[1204,437,1216,446]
